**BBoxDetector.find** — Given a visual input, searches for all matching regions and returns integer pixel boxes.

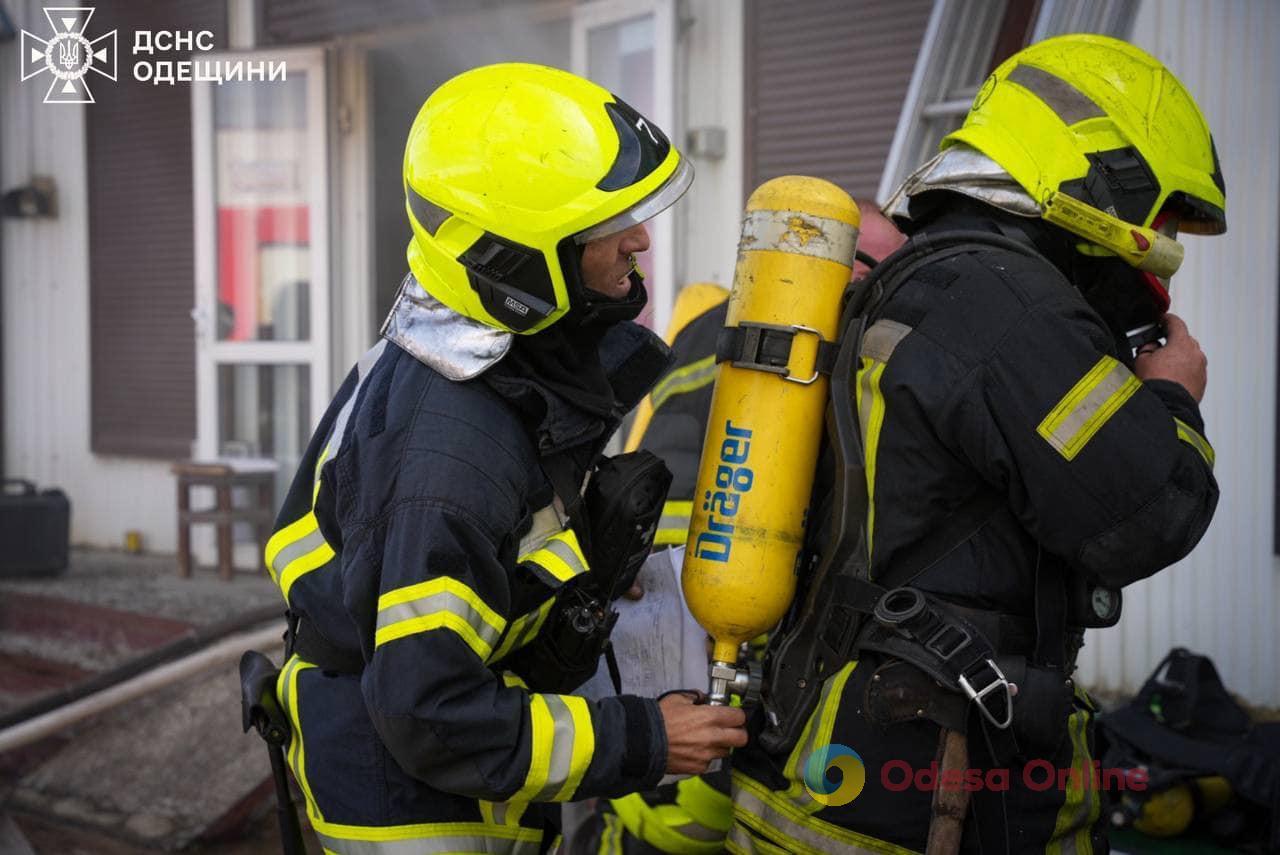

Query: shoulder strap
[843,229,1054,593]
[761,230,1060,753]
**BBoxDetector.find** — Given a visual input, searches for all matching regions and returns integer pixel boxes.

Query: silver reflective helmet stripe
[574,158,695,244]
[1007,63,1106,125]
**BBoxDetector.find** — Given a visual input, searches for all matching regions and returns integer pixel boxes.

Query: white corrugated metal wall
[0,0,179,552]
[1076,0,1280,707]
[676,0,745,291]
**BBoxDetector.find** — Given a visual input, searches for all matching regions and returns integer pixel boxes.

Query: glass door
[192,48,330,506]
[573,0,677,335]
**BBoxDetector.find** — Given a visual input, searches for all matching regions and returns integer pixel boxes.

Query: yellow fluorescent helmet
[943,34,1226,287]
[403,62,693,334]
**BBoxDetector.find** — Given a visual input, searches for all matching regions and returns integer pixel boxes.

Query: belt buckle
[924,623,971,661]
[959,658,1014,730]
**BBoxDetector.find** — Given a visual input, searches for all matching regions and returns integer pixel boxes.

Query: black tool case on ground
[0,479,70,576]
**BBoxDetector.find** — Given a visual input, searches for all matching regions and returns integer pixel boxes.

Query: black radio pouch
[506,450,672,694]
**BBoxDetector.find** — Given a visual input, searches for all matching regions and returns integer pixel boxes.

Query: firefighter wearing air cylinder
[656,34,1222,854]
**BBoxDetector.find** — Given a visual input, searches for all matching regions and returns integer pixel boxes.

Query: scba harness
[723,231,1125,760]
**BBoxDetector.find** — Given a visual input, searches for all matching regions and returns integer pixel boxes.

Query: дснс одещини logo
[20,6,117,104]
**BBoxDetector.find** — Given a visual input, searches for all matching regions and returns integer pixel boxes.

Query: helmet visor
[573,158,695,244]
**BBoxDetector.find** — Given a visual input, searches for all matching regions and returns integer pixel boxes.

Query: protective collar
[883,144,1041,224]
[380,274,512,381]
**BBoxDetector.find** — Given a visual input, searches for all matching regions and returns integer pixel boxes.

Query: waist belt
[287,612,365,675]
[836,578,1083,732]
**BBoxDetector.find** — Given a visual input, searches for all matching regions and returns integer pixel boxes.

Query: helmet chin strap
[574,267,648,328]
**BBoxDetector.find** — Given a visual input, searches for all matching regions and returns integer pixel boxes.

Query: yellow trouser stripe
[514,694,595,802]
[780,662,858,812]
[520,530,588,585]
[277,655,323,825]
[1046,693,1100,855]
[1174,418,1215,469]
[610,793,727,854]
[651,354,718,413]
[375,578,506,661]
[730,772,917,855]
[314,821,542,854]
[1038,356,1141,461]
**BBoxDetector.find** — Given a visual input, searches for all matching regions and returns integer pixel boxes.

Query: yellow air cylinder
[681,176,860,704]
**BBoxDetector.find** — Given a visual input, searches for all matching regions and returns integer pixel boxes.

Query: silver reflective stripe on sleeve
[1037,355,1140,461]
[375,590,504,654]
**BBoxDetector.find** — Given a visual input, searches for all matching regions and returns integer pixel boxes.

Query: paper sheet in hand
[578,546,707,700]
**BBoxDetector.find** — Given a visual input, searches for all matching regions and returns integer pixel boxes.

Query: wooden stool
[171,459,278,581]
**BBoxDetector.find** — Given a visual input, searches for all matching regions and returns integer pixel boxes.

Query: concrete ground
[0,548,280,627]
[1,549,296,852]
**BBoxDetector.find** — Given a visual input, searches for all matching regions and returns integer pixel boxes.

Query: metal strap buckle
[730,323,826,385]
[958,658,1014,730]
[924,623,971,661]
[781,325,824,385]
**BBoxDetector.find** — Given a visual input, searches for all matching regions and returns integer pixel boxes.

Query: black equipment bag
[0,478,70,577]
[1100,648,1280,853]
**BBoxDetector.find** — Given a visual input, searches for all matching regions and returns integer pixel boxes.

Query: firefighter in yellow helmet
[262,63,746,854]
[716,34,1223,853]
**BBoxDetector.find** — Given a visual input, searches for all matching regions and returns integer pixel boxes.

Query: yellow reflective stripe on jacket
[519,529,589,586]
[265,441,337,598]
[651,353,718,413]
[266,341,389,602]
[512,694,595,802]
[491,597,556,664]
[855,358,888,561]
[375,578,506,661]
[778,661,858,813]
[1037,355,1140,461]
[313,821,542,855]
[855,320,912,564]
[478,797,531,830]
[277,654,323,825]
[729,773,916,855]
[655,499,693,546]
[1174,417,1215,469]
